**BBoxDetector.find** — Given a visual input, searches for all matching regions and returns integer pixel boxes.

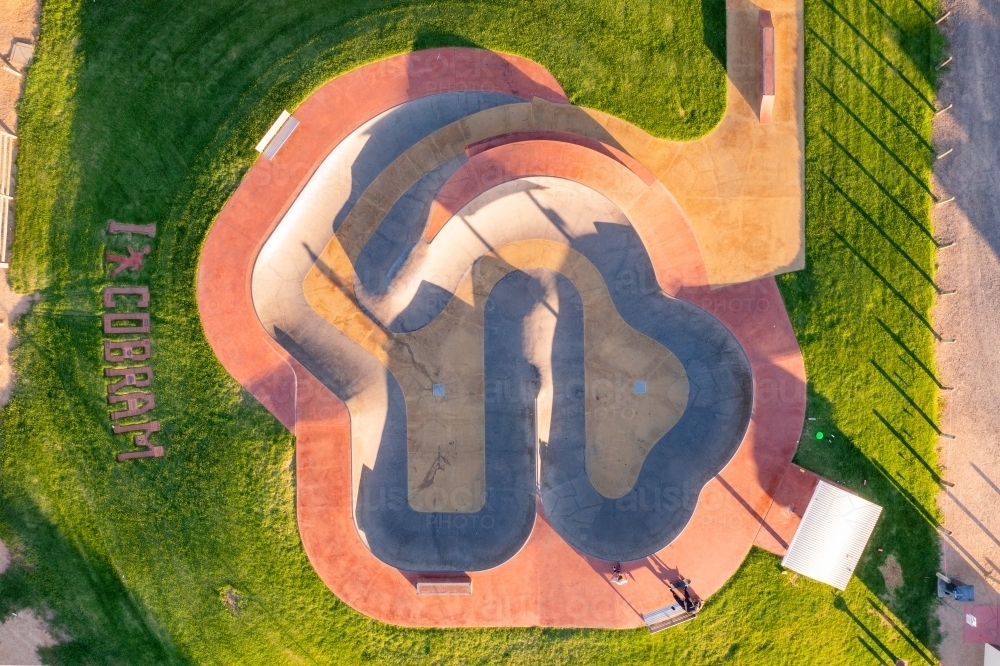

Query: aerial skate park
[198,22,809,628]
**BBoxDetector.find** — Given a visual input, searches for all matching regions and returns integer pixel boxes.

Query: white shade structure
[782,480,883,590]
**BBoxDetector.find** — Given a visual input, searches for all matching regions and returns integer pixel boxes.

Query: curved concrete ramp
[199,49,806,626]
[255,88,752,566]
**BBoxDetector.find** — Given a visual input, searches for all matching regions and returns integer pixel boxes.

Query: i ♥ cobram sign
[101,220,162,462]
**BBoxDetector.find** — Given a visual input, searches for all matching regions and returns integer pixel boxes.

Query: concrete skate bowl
[247,78,755,570]
[199,49,805,624]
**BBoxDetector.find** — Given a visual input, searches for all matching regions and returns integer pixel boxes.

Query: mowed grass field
[0,0,944,663]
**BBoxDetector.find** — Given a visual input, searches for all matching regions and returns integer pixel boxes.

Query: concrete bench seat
[642,602,698,634]
[759,10,776,124]
[415,576,473,596]
[255,110,300,160]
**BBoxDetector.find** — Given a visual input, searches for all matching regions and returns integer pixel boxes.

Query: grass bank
[0,0,943,663]
[778,0,945,646]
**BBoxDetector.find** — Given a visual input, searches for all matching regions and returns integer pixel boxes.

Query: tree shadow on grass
[0,494,190,666]
[412,30,483,51]
[702,0,727,68]
[795,387,941,651]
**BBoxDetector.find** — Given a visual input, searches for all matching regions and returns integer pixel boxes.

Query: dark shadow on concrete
[388,280,457,333]
[356,273,541,572]
[330,91,522,233]
[728,3,763,120]
[717,475,788,549]
[355,155,466,300]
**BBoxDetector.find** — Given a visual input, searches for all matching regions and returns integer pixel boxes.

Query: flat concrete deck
[197,48,806,627]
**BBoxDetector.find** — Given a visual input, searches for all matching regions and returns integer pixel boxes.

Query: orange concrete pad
[581,0,805,287]
[753,465,820,556]
[197,49,807,628]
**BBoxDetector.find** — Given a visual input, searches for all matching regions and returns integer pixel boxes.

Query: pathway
[932,0,1000,663]
[0,4,51,666]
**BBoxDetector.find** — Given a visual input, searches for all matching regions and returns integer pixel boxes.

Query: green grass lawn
[0,0,944,663]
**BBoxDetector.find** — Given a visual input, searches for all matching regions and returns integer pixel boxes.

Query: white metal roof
[781,480,883,590]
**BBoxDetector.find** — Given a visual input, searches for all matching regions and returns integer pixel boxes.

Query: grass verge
[778,0,945,648]
[0,0,944,663]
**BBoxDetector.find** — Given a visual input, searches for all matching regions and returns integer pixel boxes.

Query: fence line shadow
[822,128,936,243]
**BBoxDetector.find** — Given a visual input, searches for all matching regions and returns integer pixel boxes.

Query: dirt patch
[219,585,245,617]
[0,538,10,575]
[0,0,39,134]
[0,610,58,666]
[879,555,904,605]
[0,278,35,406]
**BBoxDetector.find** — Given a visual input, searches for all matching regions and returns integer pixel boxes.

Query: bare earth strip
[0,0,38,405]
[0,610,58,666]
[0,538,10,574]
[0,0,59,664]
[932,0,1000,663]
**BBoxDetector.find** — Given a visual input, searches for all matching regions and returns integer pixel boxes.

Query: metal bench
[642,601,698,634]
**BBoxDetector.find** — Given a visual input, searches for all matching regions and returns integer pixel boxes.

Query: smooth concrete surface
[350,180,694,502]
[198,49,806,627]
[580,0,805,287]
[252,91,536,569]
[252,90,523,496]
[293,128,750,564]
[305,225,745,562]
